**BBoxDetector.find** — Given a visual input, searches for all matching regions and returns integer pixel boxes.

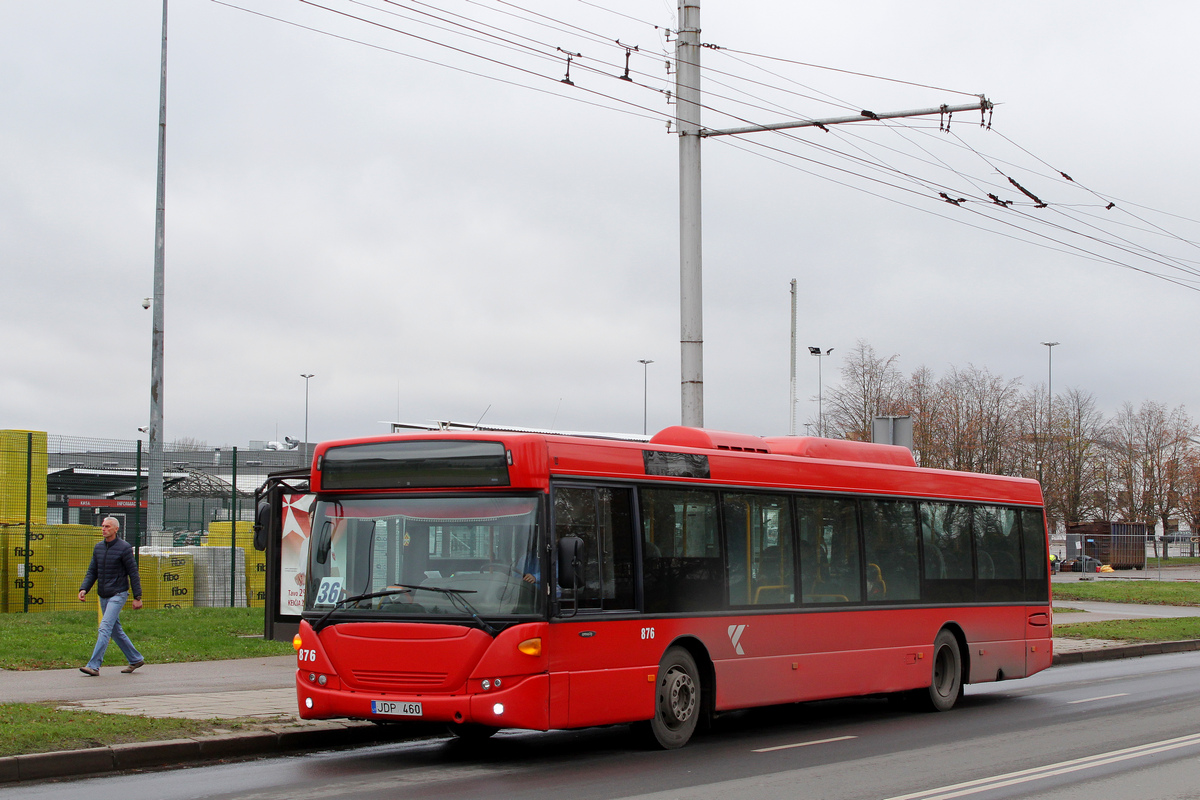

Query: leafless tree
[823,340,904,441]
[1175,452,1200,557]
[813,341,1199,540]
[918,365,1022,474]
[1053,388,1107,526]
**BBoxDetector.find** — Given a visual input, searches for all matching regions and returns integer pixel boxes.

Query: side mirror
[557,536,584,590]
[315,519,333,565]
[253,500,272,552]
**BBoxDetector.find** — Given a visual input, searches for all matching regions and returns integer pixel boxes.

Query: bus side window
[796,496,861,604]
[554,486,636,611]
[861,499,920,602]
[1021,508,1048,601]
[921,502,974,603]
[723,493,794,606]
[975,506,1023,601]
[640,487,723,613]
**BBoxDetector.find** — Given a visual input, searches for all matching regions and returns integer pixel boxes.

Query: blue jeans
[86,592,143,670]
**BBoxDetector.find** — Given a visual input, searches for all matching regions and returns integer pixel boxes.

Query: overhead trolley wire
[943,128,1200,278]
[215,0,1200,293]
[712,45,985,99]
[213,0,673,125]
[710,133,1200,291]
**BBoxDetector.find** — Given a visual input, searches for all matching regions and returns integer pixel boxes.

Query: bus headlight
[493,703,504,716]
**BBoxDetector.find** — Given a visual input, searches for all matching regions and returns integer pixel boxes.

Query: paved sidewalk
[4,601,1199,785]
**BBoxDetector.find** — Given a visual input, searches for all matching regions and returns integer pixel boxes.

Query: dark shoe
[121,661,145,674]
[79,667,99,676]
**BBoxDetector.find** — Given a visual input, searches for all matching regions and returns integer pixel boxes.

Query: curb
[1052,638,1200,665]
[0,720,440,785]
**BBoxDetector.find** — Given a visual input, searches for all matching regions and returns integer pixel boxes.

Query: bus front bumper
[295,672,550,731]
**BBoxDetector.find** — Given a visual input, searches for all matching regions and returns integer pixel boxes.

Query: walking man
[78,516,145,675]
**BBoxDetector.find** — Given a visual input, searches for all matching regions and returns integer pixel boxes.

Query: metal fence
[1056,527,1198,573]
[1,429,306,612]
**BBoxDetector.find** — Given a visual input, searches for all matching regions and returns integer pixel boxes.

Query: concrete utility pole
[148,0,168,534]
[673,0,991,428]
[676,1,703,427]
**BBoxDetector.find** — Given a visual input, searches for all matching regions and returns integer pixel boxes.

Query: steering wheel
[481,562,524,579]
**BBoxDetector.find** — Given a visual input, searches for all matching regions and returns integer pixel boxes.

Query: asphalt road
[9,650,1200,800]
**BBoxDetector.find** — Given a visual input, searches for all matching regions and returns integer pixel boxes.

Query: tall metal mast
[789,279,797,436]
[148,0,167,534]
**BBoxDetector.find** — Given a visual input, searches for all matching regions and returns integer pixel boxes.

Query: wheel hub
[665,666,696,725]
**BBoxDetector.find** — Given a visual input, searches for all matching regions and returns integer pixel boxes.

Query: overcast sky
[3,1,1199,448]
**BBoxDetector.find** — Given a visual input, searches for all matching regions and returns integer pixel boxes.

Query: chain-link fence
[1,429,307,612]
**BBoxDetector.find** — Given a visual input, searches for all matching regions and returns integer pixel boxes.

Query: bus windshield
[305,495,544,620]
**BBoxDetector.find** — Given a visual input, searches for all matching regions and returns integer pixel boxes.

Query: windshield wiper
[311,584,497,636]
[312,588,419,632]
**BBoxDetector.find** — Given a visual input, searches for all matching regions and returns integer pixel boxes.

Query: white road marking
[753,735,857,752]
[881,732,1200,800]
[1067,692,1130,704]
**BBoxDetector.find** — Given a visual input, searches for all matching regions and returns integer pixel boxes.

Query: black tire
[447,723,499,741]
[924,629,963,712]
[647,646,702,749]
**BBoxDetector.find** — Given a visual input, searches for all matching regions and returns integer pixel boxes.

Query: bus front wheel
[925,629,963,712]
[646,646,701,749]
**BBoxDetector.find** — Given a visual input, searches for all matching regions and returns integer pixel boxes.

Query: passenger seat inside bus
[866,563,887,600]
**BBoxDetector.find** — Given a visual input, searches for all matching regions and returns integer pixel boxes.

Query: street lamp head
[301,373,314,379]
[638,359,654,366]
[1040,341,1059,348]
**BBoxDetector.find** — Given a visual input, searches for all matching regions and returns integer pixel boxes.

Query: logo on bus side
[728,624,747,655]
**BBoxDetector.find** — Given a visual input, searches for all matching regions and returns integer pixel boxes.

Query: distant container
[1067,521,1148,570]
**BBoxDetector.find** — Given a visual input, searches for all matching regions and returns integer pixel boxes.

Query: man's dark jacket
[80,537,143,599]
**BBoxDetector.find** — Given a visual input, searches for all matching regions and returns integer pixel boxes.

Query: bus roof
[310,426,1043,506]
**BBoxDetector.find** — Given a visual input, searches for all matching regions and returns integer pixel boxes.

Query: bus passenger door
[552,485,650,727]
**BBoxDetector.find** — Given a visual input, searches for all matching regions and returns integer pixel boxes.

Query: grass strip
[0,607,292,671]
[1052,581,1200,606]
[0,703,252,758]
[1054,616,1200,642]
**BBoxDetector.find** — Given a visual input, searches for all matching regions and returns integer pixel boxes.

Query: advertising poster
[280,493,315,617]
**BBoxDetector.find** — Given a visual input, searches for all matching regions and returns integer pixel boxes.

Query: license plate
[371,700,422,717]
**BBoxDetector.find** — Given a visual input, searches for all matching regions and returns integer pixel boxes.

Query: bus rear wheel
[646,646,701,749]
[924,629,963,712]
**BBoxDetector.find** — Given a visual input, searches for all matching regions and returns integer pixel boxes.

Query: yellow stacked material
[0,431,48,525]
[0,523,9,611]
[3,523,99,612]
[206,522,265,607]
[139,552,195,609]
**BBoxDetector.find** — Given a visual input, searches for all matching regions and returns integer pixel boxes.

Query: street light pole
[1040,341,1059,463]
[301,373,314,465]
[809,347,833,437]
[638,360,654,435]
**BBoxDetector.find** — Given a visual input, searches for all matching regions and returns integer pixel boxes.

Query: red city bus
[290,426,1051,748]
